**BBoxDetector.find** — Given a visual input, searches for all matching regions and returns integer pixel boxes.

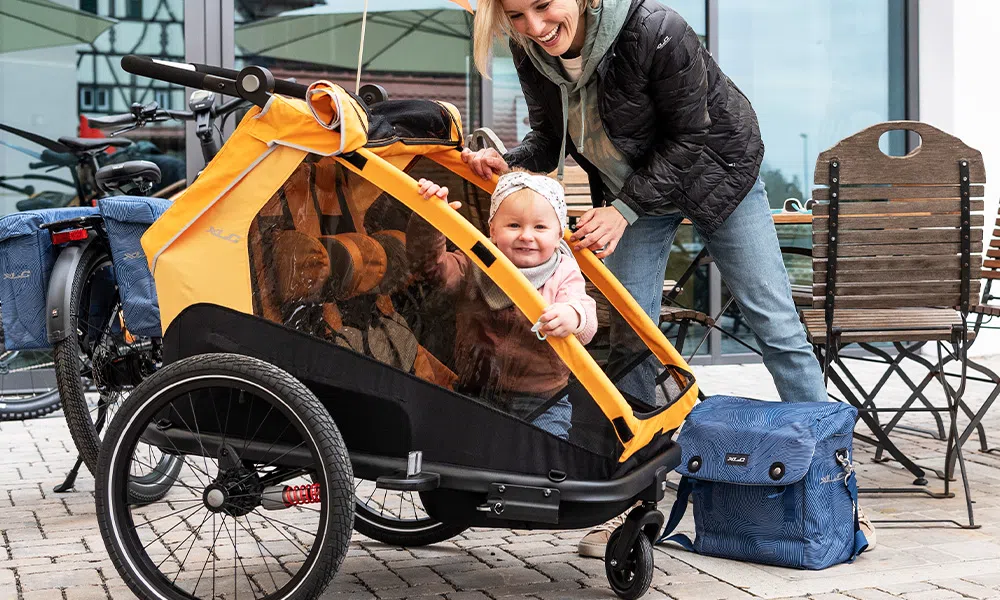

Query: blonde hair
[473,0,595,79]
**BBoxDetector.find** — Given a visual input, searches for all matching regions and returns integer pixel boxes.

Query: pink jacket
[408,216,598,395]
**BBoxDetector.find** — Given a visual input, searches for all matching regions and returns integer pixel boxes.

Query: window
[95,88,110,111]
[154,89,171,110]
[126,0,143,19]
[80,87,95,110]
[718,0,907,206]
[81,0,98,14]
[715,0,908,355]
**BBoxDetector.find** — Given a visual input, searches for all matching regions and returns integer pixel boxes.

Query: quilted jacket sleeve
[501,42,563,174]
[616,9,711,216]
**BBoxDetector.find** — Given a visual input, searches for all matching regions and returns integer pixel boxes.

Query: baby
[407,170,597,439]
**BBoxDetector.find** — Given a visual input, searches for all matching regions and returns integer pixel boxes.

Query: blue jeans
[509,394,573,440]
[603,177,826,405]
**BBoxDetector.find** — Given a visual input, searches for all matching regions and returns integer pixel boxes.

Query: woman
[464,0,834,557]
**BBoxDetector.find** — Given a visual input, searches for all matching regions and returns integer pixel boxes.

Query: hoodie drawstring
[558,83,569,182]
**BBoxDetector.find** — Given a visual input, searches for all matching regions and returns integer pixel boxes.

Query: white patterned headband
[489,171,567,229]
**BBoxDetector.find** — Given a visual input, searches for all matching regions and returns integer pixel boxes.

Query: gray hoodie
[523,0,663,223]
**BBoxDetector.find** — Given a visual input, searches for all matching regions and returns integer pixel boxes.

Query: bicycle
[47,92,248,496]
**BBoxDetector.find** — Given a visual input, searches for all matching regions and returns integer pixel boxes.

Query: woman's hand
[569,206,628,258]
[537,303,581,338]
[460,147,510,181]
[417,178,461,210]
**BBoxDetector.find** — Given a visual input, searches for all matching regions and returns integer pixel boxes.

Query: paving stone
[355,569,407,591]
[931,579,1000,599]
[317,585,377,600]
[845,588,907,600]
[19,566,103,590]
[902,590,967,600]
[531,560,587,581]
[63,585,113,600]
[441,566,549,589]
[393,566,447,586]
[880,582,941,595]
[375,582,457,598]
[11,540,89,560]
[657,581,753,600]
[468,546,524,569]
[961,574,1000,590]
[489,579,582,597]
[0,570,14,600]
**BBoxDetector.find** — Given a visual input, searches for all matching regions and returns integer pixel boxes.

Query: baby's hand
[537,303,581,338]
[417,178,461,210]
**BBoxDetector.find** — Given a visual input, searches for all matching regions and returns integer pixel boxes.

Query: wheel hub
[203,466,262,517]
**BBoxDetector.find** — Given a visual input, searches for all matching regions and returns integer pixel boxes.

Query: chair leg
[822,353,929,484]
[934,341,979,528]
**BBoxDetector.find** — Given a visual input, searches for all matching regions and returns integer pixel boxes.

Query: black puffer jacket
[503,0,764,234]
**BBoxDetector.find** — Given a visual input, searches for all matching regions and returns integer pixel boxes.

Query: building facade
[1,0,995,361]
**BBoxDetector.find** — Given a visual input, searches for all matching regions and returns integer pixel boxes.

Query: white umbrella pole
[355,0,370,94]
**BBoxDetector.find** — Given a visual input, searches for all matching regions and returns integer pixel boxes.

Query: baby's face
[489,189,564,268]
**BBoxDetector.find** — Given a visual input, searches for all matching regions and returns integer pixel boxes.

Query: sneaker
[858,505,877,551]
[578,513,626,558]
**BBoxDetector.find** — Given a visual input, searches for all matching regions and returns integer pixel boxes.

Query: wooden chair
[802,121,986,527]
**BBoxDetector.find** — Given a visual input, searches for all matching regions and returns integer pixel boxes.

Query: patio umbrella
[235,0,476,76]
[0,0,116,54]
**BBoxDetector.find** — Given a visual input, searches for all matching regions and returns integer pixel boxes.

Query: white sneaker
[858,505,877,551]
[578,512,627,558]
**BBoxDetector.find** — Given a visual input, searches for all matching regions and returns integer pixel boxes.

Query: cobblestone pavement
[1,353,998,600]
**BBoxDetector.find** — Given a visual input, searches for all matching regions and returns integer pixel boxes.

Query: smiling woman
[474,0,592,72]
[468,0,833,560]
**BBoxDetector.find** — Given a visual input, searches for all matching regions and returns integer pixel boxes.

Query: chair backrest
[981,217,1000,284]
[558,164,593,216]
[811,121,986,313]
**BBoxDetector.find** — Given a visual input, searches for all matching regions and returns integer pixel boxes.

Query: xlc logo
[122,251,144,260]
[208,226,241,244]
[3,270,30,280]
[820,472,848,485]
[725,453,750,466]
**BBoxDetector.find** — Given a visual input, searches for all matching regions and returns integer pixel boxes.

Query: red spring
[282,483,321,507]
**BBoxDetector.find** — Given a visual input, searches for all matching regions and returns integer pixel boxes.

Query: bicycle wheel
[52,242,180,502]
[96,353,354,600]
[0,348,61,421]
[353,479,466,547]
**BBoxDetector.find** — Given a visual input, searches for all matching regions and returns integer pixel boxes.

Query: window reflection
[0,0,186,216]
[716,0,906,354]
[234,1,480,132]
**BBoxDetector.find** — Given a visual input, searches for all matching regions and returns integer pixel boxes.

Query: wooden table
[566,205,812,225]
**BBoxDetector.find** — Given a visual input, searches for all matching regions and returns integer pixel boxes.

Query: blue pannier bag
[658,395,868,569]
[98,196,171,339]
[0,207,100,350]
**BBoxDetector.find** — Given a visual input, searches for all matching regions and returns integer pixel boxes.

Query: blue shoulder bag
[658,395,869,569]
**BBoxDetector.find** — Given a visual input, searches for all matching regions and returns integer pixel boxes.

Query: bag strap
[655,475,693,547]
[838,449,869,560]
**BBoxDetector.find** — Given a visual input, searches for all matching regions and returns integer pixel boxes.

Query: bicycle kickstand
[53,456,85,493]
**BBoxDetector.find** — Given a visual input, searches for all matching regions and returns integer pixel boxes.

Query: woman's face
[502,0,586,58]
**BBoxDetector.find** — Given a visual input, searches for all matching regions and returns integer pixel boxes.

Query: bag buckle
[835,449,855,489]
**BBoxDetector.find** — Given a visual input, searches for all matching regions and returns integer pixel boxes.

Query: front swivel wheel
[605,527,655,600]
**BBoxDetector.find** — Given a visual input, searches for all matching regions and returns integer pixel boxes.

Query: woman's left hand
[569,206,628,259]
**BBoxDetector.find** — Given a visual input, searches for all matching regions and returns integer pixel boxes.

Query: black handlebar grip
[121,55,238,97]
[192,62,309,100]
[87,113,136,128]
